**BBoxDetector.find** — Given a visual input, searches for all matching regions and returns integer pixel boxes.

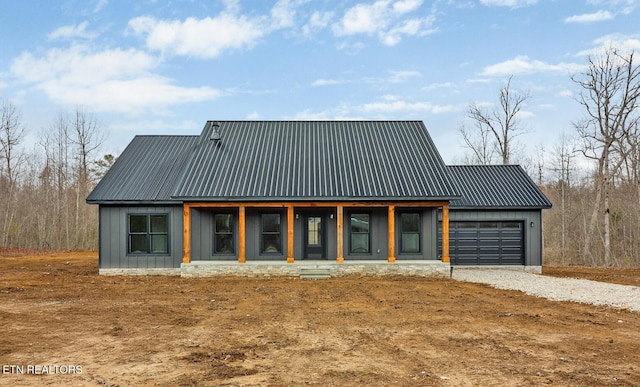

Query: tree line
[0,104,113,251]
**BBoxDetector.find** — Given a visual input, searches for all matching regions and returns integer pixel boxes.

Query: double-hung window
[350,213,370,254]
[128,214,169,254]
[261,213,282,254]
[214,214,234,254]
[400,213,420,253]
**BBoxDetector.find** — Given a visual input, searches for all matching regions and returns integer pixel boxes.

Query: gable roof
[171,121,460,201]
[446,165,552,209]
[87,121,459,204]
[86,135,198,204]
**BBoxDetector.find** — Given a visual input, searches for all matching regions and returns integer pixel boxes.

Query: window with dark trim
[350,213,370,254]
[400,213,420,253]
[261,213,282,254]
[128,214,169,254]
[214,213,234,254]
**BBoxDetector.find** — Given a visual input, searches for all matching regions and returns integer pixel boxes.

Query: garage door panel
[443,221,524,266]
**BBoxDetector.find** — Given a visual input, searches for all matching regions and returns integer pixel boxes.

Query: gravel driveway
[452,268,640,312]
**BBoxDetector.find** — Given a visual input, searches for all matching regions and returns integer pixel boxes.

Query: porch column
[287,204,295,263]
[336,205,344,263]
[442,203,450,263]
[388,205,396,263]
[182,204,191,264]
[238,205,246,263]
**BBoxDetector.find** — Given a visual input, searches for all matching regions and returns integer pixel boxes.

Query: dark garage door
[439,221,524,265]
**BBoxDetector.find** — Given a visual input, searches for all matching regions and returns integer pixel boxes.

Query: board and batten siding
[440,209,543,266]
[99,205,184,269]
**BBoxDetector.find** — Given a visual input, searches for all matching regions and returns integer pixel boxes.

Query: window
[214,214,234,254]
[400,213,420,253]
[307,216,321,246]
[350,213,370,254]
[128,214,169,254]
[261,213,282,254]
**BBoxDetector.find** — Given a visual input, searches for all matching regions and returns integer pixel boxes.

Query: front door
[305,214,325,259]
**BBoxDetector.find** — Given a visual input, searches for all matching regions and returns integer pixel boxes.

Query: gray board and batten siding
[99,206,184,269]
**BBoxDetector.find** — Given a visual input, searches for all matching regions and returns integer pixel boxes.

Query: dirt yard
[0,252,638,386]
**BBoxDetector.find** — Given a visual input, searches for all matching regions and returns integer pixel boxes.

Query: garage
[448,221,524,265]
[440,165,552,268]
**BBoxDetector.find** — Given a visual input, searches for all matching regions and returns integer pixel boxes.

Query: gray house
[86,121,551,276]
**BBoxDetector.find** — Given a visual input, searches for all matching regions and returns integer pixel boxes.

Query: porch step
[299,267,332,279]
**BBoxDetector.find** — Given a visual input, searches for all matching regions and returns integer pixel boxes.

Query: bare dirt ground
[1,251,639,386]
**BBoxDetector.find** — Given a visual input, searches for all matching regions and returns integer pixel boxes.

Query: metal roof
[172,121,460,201]
[446,165,552,209]
[86,135,198,204]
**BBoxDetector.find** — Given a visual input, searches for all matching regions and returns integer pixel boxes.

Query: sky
[1,0,639,165]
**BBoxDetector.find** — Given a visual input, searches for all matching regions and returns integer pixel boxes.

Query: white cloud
[332,0,434,45]
[361,96,460,114]
[481,55,584,76]
[393,0,423,14]
[388,70,421,83]
[311,78,344,86]
[479,0,538,7]
[333,1,390,36]
[246,111,261,119]
[93,0,109,13]
[422,82,455,91]
[302,11,334,36]
[587,0,638,15]
[48,21,95,40]
[127,14,266,59]
[565,10,613,23]
[577,34,640,56]
[128,1,309,58]
[559,90,573,98]
[10,45,221,113]
[382,17,436,45]
[271,0,306,29]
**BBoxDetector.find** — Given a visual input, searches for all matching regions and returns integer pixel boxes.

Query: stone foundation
[181,260,450,278]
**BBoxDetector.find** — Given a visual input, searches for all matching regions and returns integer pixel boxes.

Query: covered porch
[182,201,451,264]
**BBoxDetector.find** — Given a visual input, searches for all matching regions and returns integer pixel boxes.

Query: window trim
[399,212,421,254]
[349,212,371,255]
[213,213,235,255]
[260,213,283,255]
[127,213,170,256]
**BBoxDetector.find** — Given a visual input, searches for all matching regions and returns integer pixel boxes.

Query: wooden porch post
[336,205,344,263]
[182,203,191,264]
[442,204,450,263]
[388,205,396,263]
[287,205,295,263]
[238,205,246,263]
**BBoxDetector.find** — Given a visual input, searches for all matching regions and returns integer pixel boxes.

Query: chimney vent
[210,121,221,143]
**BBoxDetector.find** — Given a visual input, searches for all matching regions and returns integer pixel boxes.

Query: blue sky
[1,0,639,164]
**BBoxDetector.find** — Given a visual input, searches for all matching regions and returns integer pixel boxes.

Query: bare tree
[458,123,495,164]
[549,133,577,264]
[0,100,26,247]
[464,76,531,165]
[572,46,640,266]
[71,107,104,248]
[0,100,25,186]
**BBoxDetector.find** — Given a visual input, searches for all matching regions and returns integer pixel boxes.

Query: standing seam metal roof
[86,135,198,203]
[446,165,552,209]
[171,121,460,201]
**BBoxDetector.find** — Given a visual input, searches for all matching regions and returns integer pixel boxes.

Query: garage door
[439,221,524,265]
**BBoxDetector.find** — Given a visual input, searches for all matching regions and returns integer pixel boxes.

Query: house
[86,121,551,276]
